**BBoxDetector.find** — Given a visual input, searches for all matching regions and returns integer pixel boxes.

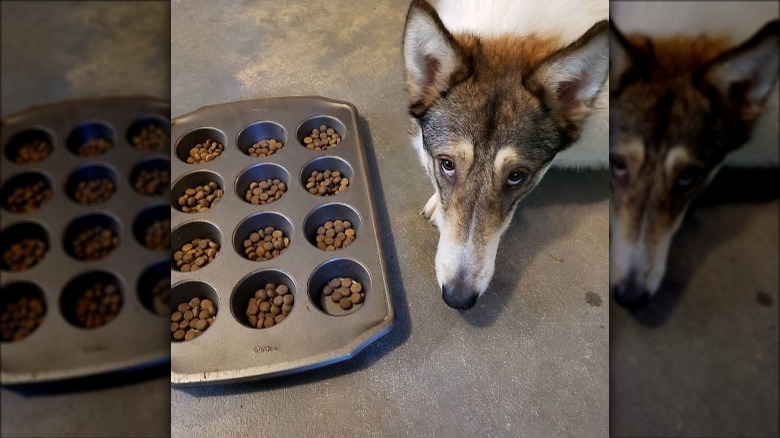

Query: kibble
[303,124,341,151]
[245,282,294,329]
[322,277,364,311]
[71,226,119,261]
[242,226,290,261]
[244,178,286,205]
[77,138,112,157]
[132,125,169,150]
[74,282,122,328]
[2,239,47,271]
[170,297,216,341]
[3,180,52,213]
[144,218,170,251]
[14,139,52,164]
[177,181,223,213]
[133,169,170,196]
[174,238,219,272]
[315,219,356,251]
[185,138,224,164]
[151,277,171,315]
[247,138,283,157]
[0,296,45,341]
[305,169,349,196]
[73,178,115,205]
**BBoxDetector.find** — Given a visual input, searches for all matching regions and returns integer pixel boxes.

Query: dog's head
[609,20,779,308]
[402,0,609,309]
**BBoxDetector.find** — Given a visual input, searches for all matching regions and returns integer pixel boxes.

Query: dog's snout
[441,284,479,310]
[612,273,650,310]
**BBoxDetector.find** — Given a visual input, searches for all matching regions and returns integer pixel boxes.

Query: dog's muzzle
[441,282,479,310]
[612,271,650,309]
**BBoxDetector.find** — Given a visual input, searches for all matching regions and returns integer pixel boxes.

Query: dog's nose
[612,281,649,310]
[441,284,479,310]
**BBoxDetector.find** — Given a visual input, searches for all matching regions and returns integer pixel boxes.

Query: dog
[609,2,779,308]
[402,0,610,309]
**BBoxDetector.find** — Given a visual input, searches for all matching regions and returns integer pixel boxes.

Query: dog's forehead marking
[452,139,474,166]
[664,146,690,175]
[493,146,519,174]
[622,137,645,166]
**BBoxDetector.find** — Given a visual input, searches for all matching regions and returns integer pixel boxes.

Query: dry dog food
[244,179,286,205]
[77,138,112,157]
[145,218,170,251]
[151,277,171,315]
[248,138,283,157]
[2,239,47,271]
[171,297,216,342]
[303,125,341,151]
[185,138,224,164]
[4,180,52,213]
[177,181,223,213]
[245,283,294,329]
[0,296,45,341]
[132,125,169,150]
[74,282,122,328]
[133,169,170,196]
[73,178,116,205]
[14,139,52,164]
[71,226,119,261]
[315,220,355,251]
[305,169,349,196]
[174,238,219,272]
[241,226,290,261]
[323,277,364,310]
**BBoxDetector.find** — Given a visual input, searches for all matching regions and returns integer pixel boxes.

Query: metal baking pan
[1,96,171,384]
[170,96,393,385]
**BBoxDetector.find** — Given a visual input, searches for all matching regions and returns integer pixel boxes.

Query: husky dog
[609,4,779,308]
[402,0,609,309]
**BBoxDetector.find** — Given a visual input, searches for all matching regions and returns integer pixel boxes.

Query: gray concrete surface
[170,1,609,436]
[610,168,780,437]
[1,2,171,437]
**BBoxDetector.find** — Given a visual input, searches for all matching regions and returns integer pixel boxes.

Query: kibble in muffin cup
[303,203,361,252]
[174,127,228,164]
[231,270,296,330]
[1,222,49,272]
[4,128,55,164]
[170,281,219,342]
[1,172,54,213]
[0,282,47,342]
[233,212,293,262]
[308,258,370,316]
[237,121,287,158]
[66,120,115,157]
[60,271,124,329]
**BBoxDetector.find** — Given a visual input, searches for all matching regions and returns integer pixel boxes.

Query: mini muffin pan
[1,97,171,384]
[170,96,393,385]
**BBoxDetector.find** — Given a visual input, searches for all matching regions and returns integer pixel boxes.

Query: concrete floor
[171,1,609,436]
[1,2,171,437]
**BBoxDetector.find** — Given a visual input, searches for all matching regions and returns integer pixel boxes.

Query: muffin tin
[1,97,171,384]
[170,96,393,385]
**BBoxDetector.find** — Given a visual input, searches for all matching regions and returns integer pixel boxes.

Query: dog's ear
[700,20,779,122]
[609,21,652,93]
[403,0,471,118]
[525,20,609,140]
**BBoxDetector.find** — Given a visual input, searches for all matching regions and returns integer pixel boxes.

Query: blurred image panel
[1,1,171,437]
[609,1,779,436]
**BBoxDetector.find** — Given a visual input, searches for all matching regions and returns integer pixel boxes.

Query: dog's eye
[675,169,696,188]
[610,156,628,184]
[440,159,455,177]
[507,171,526,186]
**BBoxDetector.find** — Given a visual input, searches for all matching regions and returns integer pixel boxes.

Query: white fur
[611,1,780,168]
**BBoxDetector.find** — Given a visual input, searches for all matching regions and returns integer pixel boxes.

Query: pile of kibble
[241,226,290,261]
[77,138,112,157]
[171,297,216,342]
[74,282,122,328]
[151,277,171,315]
[0,296,45,341]
[305,169,349,196]
[244,179,286,205]
[173,238,219,272]
[144,218,170,251]
[14,139,52,164]
[133,168,170,196]
[303,125,341,151]
[323,277,364,310]
[4,180,52,213]
[73,178,115,205]
[132,125,169,150]
[177,182,223,213]
[245,283,294,329]
[248,138,283,157]
[71,226,119,261]
[2,239,47,271]
[314,219,355,251]
[185,139,223,164]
